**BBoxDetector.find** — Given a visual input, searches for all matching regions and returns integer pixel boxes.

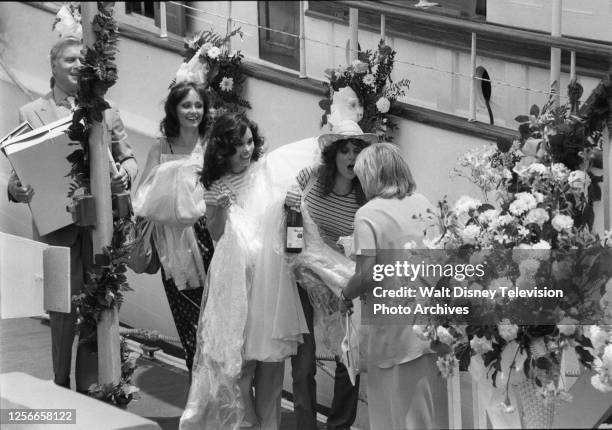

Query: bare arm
[205,204,227,241]
[137,140,162,191]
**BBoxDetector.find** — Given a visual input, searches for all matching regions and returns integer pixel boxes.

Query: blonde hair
[354,142,416,200]
[49,36,82,88]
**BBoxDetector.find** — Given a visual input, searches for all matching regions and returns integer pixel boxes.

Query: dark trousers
[291,286,360,430]
[50,229,97,392]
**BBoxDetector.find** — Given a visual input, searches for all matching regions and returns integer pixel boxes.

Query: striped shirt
[203,167,253,208]
[297,166,361,248]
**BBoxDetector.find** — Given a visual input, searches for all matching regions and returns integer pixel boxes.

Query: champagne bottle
[285,205,304,253]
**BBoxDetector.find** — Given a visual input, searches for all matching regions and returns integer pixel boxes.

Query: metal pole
[159,1,168,38]
[468,32,477,122]
[380,14,386,42]
[550,0,562,107]
[349,8,358,62]
[570,50,576,81]
[299,1,307,78]
[80,1,121,388]
[226,1,233,51]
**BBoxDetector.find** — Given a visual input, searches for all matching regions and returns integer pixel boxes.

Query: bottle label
[286,226,304,249]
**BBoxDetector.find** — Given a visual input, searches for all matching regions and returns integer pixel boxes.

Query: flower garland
[173,27,250,119]
[415,81,612,413]
[319,40,410,141]
[63,2,137,406]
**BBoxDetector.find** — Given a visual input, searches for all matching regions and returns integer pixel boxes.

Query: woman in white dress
[180,112,308,430]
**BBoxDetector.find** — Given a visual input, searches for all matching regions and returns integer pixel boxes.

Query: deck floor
[0,317,315,430]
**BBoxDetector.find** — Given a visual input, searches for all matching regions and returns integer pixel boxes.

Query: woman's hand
[285,185,302,211]
[339,290,354,316]
[216,192,233,209]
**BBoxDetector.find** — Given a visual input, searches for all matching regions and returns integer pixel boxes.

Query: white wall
[487,0,612,42]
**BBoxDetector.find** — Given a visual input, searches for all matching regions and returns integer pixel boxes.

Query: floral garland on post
[64,2,138,406]
[319,40,410,141]
[172,27,250,119]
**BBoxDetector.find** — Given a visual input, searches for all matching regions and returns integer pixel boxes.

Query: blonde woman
[341,142,448,430]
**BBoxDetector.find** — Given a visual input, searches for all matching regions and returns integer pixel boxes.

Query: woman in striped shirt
[285,119,377,430]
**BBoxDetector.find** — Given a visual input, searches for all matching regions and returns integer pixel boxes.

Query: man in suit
[7,36,138,392]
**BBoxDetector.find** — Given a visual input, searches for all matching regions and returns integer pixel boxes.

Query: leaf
[318,99,331,111]
[514,115,530,123]
[529,104,540,117]
[496,136,513,153]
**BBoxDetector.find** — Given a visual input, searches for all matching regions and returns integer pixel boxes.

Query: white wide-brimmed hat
[318,120,378,150]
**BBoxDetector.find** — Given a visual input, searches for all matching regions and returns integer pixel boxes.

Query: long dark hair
[318,137,368,205]
[160,82,210,139]
[200,112,264,189]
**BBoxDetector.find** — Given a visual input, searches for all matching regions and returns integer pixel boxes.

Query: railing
[160,0,611,127]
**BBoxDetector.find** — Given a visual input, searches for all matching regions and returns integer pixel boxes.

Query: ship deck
[0,316,324,430]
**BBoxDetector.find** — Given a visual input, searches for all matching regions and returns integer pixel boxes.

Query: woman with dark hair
[284,119,377,430]
[181,112,307,430]
[199,112,264,240]
[137,81,214,372]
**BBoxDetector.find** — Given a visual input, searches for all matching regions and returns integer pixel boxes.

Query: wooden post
[550,0,562,107]
[605,105,612,230]
[380,14,386,42]
[80,1,121,388]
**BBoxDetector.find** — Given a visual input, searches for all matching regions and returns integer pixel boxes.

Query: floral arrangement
[52,2,82,39]
[63,2,138,407]
[319,40,410,141]
[173,27,250,118]
[416,81,612,417]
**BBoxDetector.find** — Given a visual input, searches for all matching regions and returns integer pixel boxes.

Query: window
[124,1,186,37]
[379,0,486,20]
[258,1,300,70]
[126,2,155,19]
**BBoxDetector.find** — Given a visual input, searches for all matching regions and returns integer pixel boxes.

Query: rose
[498,318,519,342]
[568,170,591,190]
[557,316,578,336]
[436,326,454,345]
[528,163,548,176]
[509,192,537,216]
[460,224,481,244]
[586,325,611,354]
[551,213,574,232]
[470,335,493,354]
[524,208,549,226]
[453,195,481,215]
[478,209,499,225]
[376,97,391,113]
[551,163,570,181]
[351,60,368,74]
